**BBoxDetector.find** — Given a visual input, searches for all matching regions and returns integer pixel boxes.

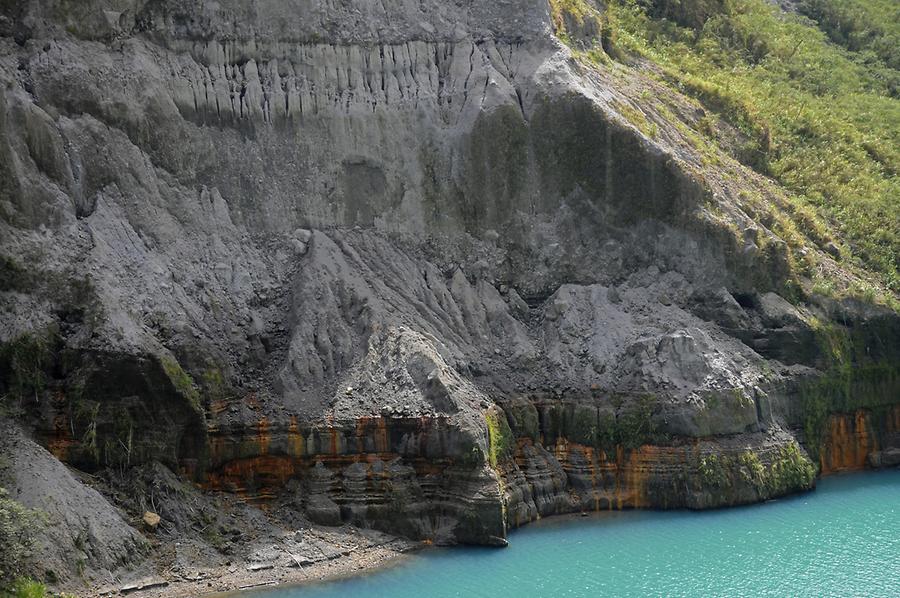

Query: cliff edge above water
[0,0,898,593]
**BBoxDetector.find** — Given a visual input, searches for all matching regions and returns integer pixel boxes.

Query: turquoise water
[259,471,900,597]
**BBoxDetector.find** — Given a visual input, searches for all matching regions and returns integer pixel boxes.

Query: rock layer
[0,1,899,589]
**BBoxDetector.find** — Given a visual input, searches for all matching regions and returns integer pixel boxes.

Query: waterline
[255,470,900,597]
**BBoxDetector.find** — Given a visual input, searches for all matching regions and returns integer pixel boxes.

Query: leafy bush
[737,450,765,485]
[699,454,730,488]
[766,442,817,494]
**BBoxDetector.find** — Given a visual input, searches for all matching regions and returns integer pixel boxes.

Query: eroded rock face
[0,0,898,572]
[0,422,148,585]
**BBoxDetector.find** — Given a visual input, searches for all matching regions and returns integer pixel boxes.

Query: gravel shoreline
[88,528,421,598]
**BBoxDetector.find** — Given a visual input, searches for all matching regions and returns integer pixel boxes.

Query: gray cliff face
[0,423,148,586]
[0,0,898,589]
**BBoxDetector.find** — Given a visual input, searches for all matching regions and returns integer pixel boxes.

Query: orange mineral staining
[204,455,296,503]
[257,417,271,455]
[820,410,877,474]
[287,416,304,457]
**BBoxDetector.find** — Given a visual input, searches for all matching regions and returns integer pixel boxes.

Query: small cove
[249,470,900,597]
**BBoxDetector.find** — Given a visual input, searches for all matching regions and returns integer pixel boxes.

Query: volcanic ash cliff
[0,0,898,591]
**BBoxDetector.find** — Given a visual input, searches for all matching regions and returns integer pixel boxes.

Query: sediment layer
[1,0,899,593]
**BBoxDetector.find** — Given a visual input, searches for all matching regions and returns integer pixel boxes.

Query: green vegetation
[0,331,56,404]
[698,453,730,488]
[201,367,229,403]
[0,578,75,598]
[485,407,515,468]
[68,374,132,469]
[566,0,899,294]
[767,442,817,493]
[798,0,900,71]
[800,317,900,460]
[697,444,815,494]
[612,395,661,449]
[159,355,202,414]
[74,400,101,464]
[0,489,43,588]
[612,100,659,138]
[540,396,663,453]
[801,362,899,460]
[501,399,540,441]
[550,0,606,47]
[0,256,33,293]
[737,450,766,485]
[1,578,49,598]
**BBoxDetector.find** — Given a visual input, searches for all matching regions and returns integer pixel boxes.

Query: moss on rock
[696,443,814,501]
[159,355,203,415]
[485,406,514,469]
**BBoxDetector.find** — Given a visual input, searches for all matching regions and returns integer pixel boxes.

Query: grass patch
[550,0,607,47]
[612,100,659,138]
[798,0,900,72]
[582,0,900,294]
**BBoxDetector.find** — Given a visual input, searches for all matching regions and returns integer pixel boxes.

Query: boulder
[142,511,161,531]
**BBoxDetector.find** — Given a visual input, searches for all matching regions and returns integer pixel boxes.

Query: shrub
[4,578,49,598]
[766,442,817,494]
[699,454,730,488]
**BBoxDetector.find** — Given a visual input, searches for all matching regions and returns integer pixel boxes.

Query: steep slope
[0,0,898,591]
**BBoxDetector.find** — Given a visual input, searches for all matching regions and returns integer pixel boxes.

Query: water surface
[258,470,900,597]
